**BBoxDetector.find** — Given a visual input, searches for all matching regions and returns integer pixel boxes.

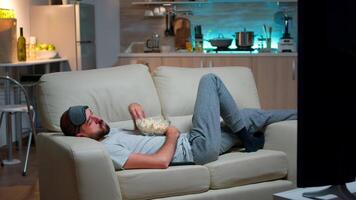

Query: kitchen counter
[120,42,297,57]
[119,52,298,57]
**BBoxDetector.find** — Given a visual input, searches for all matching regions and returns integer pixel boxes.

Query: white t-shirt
[101,128,194,170]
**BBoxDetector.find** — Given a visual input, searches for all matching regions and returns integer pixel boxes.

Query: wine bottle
[17,27,26,61]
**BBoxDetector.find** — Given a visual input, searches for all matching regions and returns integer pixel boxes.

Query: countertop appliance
[30,3,96,71]
[145,33,160,52]
[277,13,296,53]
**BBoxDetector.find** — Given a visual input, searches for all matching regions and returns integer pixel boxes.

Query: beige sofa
[36,64,297,200]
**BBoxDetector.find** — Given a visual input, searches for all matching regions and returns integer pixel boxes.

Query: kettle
[146,34,160,50]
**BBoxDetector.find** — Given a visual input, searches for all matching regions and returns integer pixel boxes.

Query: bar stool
[0,76,36,176]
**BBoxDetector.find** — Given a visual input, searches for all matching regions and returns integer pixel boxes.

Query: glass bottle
[29,36,37,60]
[195,36,203,53]
[17,27,26,61]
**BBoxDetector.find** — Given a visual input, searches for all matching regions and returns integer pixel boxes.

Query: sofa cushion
[152,66,261,117]
[37,64,162,131]
[166,115,193,133]
[264,120,298,183]
[117,165,210,200]
[205,150,288,189]
[155,180,294,200]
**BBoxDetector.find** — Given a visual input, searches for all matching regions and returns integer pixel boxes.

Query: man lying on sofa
[60,74,297,170]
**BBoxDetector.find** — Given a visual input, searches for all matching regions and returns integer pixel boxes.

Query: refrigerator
[30,3,96,71]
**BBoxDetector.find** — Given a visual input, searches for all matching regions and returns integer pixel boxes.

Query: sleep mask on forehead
[68,105,89,126]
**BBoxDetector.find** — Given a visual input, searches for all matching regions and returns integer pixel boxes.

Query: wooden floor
[0,141,39,200]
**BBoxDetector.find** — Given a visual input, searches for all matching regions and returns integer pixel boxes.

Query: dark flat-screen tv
[297,0,356,198]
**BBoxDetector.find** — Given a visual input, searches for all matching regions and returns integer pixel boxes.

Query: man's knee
[199,73,219,86]
[201,73,217,81]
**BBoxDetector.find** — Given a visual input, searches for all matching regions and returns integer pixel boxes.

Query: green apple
[39,43,48,50]
[48,44,56,51]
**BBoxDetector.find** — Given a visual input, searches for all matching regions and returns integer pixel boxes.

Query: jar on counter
[28,36,37,60]
[185,38,193,52]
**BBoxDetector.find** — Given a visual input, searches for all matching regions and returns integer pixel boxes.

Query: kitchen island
[118,52,297,110]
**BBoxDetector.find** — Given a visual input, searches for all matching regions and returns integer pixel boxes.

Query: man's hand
[128,103,146,120]
[165,126,180,139]
[128,103,146,130]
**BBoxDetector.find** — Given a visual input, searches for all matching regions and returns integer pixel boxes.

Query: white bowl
[35,50,58,60]
[136,117,170,135]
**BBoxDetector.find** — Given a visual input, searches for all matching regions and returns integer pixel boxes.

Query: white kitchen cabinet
[251,56,297,109]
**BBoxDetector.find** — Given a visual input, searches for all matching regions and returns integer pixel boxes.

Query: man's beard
[95,123,111,140]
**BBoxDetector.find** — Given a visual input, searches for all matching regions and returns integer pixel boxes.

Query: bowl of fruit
[35,43,58,60]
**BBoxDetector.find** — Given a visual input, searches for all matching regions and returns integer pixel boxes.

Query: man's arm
[128,103,146,130]
[123,126,180,169]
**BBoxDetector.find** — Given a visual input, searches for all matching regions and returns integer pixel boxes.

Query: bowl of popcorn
[136,117,170,135]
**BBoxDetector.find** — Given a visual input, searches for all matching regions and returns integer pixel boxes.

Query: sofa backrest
[152,66,261,118]
[36,64,162,131]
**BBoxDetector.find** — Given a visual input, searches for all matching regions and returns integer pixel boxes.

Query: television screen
[297,0,356,189]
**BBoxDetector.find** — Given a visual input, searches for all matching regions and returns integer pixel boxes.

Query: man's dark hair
[60,105,88,136]
[60,110,81,136]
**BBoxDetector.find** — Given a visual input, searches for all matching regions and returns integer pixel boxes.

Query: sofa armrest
[264,120,297,186]
[37,133,122,200]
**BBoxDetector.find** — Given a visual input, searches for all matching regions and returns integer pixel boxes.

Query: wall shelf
[132,1,208,5]
[132,0,296,5]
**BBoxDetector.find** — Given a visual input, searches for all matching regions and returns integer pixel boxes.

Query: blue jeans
[188,74,297,164]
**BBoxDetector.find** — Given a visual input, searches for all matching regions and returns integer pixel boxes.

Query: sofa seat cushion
[205,150,288,189]
[117,165,210,200]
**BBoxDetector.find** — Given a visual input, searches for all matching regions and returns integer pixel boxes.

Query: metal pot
[235,29,254,48]
[208,33,233,49]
